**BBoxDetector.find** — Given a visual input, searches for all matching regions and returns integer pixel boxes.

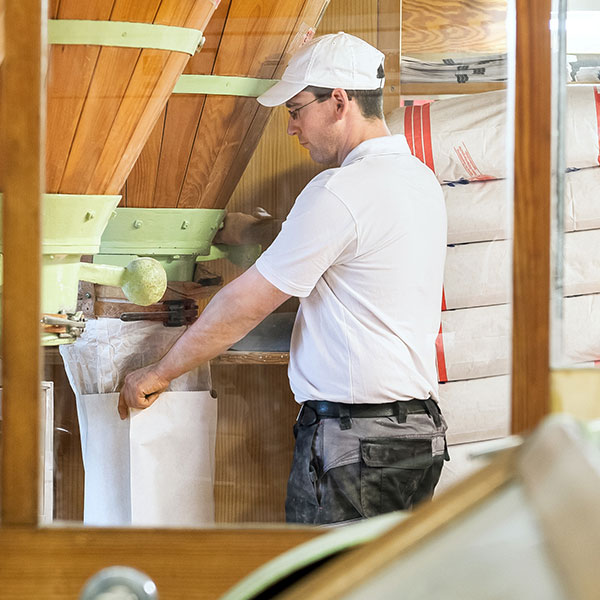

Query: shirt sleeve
[255,182,357,297]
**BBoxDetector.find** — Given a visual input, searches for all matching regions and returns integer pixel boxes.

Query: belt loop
[338,404,352,430]
[395,401,407,423]
[424,398,442,428]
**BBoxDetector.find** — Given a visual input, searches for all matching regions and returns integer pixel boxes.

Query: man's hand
[118,364,170,420]
[213,208,279,246]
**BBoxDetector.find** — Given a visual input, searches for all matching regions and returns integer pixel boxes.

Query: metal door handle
[80,567,159,600]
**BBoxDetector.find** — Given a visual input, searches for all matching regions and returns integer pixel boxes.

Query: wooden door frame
[0,0,553,597]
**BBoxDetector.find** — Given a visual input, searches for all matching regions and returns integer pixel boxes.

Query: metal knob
[80,567,159,600]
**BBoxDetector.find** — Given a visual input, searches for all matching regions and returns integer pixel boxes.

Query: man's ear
[331,88,350,119]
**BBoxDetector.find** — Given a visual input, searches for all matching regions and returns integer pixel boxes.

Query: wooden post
[511,0,552,433]
[1,0,45,525]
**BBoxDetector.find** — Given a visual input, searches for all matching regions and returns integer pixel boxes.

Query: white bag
[387,87,600,183]
[438,294,600,381]
[444,166,600,245]
[438,376,510,445]
[444,228,600,310]
[78,391,217,527]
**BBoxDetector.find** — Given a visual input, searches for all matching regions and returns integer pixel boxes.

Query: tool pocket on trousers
[359,437,433,518]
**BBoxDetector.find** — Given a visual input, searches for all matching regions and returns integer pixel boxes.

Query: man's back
[255,134,447,404]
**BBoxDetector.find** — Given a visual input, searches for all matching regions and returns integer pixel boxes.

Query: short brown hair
[303,85,384,120]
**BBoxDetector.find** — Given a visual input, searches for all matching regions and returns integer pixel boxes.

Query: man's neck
[337,119,391,166]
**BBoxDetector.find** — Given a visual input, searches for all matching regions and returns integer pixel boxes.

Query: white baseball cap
[257,32,385,107]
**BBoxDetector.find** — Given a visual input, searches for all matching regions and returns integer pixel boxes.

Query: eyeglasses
[287,95,329,120]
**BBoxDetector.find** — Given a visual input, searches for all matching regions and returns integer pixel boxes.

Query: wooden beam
[511,0,552,433]
[0,527,320,599]
[1,0,45,525]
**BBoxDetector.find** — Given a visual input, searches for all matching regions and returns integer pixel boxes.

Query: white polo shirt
[255,134,446,404]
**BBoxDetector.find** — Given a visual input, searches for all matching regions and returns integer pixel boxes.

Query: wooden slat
[45,0,115,192]
[127,0,231,207]
[212,0,332,209]
[511,0,551,433]
[0,528,320,599]
[122,105,165,207]
[1,0,44,526]
[58,0,159,192]
[178,0,325,209]
[212,351,290,365]
[400,81,506,96]
[93,0,209,194]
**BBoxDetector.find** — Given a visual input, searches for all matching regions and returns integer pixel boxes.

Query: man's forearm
[153,265,290,382]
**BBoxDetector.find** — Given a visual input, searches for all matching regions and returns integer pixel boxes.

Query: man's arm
[118,265,291,419]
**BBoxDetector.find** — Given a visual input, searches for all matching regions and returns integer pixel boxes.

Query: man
[119,32,448,525]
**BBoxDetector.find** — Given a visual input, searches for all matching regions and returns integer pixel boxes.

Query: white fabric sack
[60,318,211,394]
[563,293,600,365]
[444,228,600,309]
[60,318,216,527]
[568,166,600,231]
[444,166,600,245]
[444,239,511,310]
[387,86,600,183]
[79,391,217,527]
[440,294,600,381]
[438,376,510,445]
[444,179,511,244]
[440,303,510,381]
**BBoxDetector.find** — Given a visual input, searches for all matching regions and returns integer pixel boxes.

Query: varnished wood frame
[0,1,320,598]
[511,0,552,433]
[0,1,554,598]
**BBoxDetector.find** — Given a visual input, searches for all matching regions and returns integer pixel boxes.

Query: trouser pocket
[359,436,440,518]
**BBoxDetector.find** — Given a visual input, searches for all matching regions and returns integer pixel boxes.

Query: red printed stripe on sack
[453,142,495,181]
[413,105,425,162]
[436,322,448,383]
[404,103,435,172]
[421,102,435,172]
[404,105,415,155]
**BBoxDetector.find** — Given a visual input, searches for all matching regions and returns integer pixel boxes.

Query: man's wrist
[153,360,176,386]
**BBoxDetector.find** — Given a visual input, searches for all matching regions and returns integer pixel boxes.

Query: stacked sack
[387,86,600,489]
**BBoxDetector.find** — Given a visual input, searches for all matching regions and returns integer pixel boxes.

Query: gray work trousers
[285,401,448,525]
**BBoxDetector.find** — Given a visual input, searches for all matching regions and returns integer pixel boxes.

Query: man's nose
[287,116,298,136]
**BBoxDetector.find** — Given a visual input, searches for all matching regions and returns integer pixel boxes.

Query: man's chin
[308,149,336,166]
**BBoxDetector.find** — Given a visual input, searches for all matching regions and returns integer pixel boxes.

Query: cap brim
[257,80,307,107]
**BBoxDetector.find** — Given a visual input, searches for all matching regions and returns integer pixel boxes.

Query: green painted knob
[121,257,167,306]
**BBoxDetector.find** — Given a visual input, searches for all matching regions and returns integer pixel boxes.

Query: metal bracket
[173,74,278,97]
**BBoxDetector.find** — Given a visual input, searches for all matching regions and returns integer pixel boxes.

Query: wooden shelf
[212,351,289,365]
[400,81,506,96]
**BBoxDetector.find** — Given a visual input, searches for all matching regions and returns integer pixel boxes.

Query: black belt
[299,398,441,430]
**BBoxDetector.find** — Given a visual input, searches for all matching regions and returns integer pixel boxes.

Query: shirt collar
[341,134,411,168]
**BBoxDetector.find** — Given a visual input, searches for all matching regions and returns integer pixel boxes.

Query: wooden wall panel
[213,364,298,522]
[208,0,386,523]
